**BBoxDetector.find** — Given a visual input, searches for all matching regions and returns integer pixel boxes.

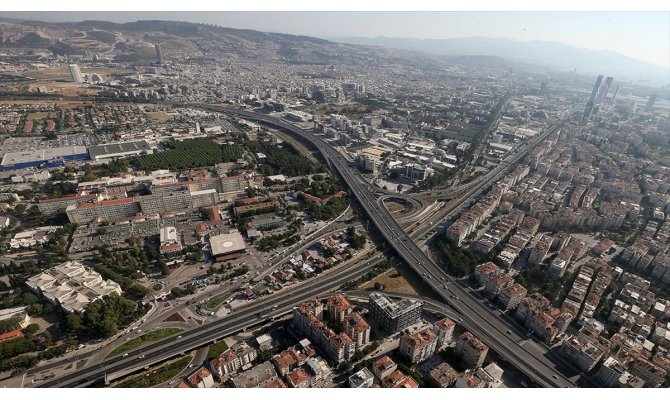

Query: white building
[25,261,122,313]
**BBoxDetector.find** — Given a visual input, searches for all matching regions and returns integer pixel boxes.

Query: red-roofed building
[344,312,371,348]
[399,328,438,364]
[0,328,24,343]
[433,317,456,348]
[209,348,241,379]
[187,367,215,388]
[327,292,352,322]
[287,366,313,388]
[382,369,419,388]
[456,332,489,369]
[264,378,287,388]
[372,355,397,381]
[497,283,527,310]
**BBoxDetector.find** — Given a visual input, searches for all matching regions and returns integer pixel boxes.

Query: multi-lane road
[37,105,573,388]
[203,106,575,388]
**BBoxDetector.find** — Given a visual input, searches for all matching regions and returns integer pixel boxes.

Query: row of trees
[133,139,241,171]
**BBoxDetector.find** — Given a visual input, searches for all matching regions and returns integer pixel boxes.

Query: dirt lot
[28,82,101,96]
[361,267,418,295]
[383,199,410,215]
[146,111,174,123]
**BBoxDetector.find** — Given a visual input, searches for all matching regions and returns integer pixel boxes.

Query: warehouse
[0,146,89,171]
[87,140,152,161]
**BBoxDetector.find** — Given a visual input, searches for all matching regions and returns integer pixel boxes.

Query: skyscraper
[538,82,547,96]
[155,43,164,64]
[596,76,613,103]
[610,84,620,103]
[645,95,657,112]
[68,64,83,83]
[589,75,604,102]
[582,75,604,123]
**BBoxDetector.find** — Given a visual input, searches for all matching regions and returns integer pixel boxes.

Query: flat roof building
[1,146,88,170]
[210,230,246,257]
[88,140,151,161]
[25,261,122,314]
[349,367,374,388]
[368,292,423,333]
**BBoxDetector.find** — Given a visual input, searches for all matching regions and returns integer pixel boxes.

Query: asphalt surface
[203,107,576,388]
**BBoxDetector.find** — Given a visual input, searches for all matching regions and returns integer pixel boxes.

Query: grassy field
[115,354,191,388]
[106,328,183,358]
[204,292,231,311]
[206,340,229,360]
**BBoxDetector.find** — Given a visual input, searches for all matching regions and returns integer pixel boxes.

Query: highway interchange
[37,106,578,388]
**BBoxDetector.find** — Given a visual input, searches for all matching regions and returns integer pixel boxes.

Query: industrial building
[87,140,152,161]
[0,146,89,171]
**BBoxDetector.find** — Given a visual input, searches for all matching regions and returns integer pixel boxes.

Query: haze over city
[0,6,669,395]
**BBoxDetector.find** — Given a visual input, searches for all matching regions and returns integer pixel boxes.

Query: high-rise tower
[68,64,83,83]
[582,75,604,123]
[596,76,613,103]
[155,43,164,64]
[645,95,657,112]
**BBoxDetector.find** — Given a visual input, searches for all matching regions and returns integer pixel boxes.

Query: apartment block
[399,328,438,364]
[456,331,489,369]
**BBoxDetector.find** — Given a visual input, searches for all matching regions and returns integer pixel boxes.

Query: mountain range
[0,17,667,86]
[334,36,670,86]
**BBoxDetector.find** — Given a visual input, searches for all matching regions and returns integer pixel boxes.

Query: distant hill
[0,18,442,68]
[334,36,670,85]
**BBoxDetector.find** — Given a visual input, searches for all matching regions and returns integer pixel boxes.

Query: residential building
[497,283,528,310]
[559,334,608,373]
[418,359,459,388]
[372,355,397,381]
[456,331,489,369]
[287,366,313,388]
[230,361,278,388]
[327,292,352,322]
[344,312,371,348]
[368,292,423,333]
[398,328,438,364]
[209,348,241,379]
[327,332,355,364]
[433,317,456,348]
[382,369,419,388]
[187,367,215,388]
[349,367,374,388]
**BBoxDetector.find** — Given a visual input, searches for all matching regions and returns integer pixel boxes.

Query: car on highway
[552,375,558,380]
[122,353,129,357]
[506,330,512,335]
[177,335,183,339]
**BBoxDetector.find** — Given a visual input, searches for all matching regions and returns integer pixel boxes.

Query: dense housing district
[0,18,669,389]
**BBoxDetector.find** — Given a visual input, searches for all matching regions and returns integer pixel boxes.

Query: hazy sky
[4,11,670,68]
